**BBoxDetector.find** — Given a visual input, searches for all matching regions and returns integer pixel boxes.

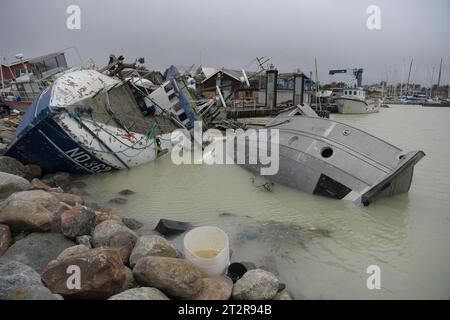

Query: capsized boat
[234,104,425,206]
[5,69,178,174]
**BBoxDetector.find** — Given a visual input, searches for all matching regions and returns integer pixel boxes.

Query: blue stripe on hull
[6,117,117,174]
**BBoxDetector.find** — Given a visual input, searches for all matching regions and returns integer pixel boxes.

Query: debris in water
[155,219,193,237]
[108,197,128,205]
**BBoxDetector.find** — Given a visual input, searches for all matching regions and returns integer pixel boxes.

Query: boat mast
[406,58,413,96]
[314,57,321,111]
[0,53,4,89]
[436,58,443,97]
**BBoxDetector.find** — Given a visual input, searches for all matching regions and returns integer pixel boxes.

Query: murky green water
[83,104,450,299]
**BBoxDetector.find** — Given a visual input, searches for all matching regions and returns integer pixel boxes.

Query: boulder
[232,269,279,300]
[56,245,90,261]
[31,178,54,191]
[42,172,73,189]
[122,217,143,230]
[0,224,12,256]
[92,220,138,264]
[23,164,42,180]
[76,235,92,248]
[121,267,137,291]
[0,172,31,199]
[7,284,63,300]
[41,248,126,300]
[2,232,75,273]
[109,287,169,300]
[133,256,203,299]
[0,156,25,177]
[129,235,178,267]
[95,210,123,226]
[60,205,96,239]
[195,277,233,300]
[0,190,62,232]
[50,192,84,206]
[0,258,42,299]
[273,290,294,300]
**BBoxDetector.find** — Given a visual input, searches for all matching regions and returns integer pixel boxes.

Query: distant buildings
[1,52,68,89]
[195,66,314,107]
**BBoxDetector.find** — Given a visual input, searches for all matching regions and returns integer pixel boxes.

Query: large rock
[42,172,73,189]
[31,178,61,192]
[60,205,96,239]
[92,220,138,264]
[273,290,294,300]
[122,266,137,291]
[0,172,31,199]
[195,277,233,300]
[76,235,92,248]
[0,156,26,177]
[23,164,43,180]
[0,258,42,299]
[2,232,75,273]
[129,235,178,267]
[6,284,63,300]
[109,287,169,300]
[0,224,12,256]
[95,210,123,226]
[122,217,143,230]
[232,269,279,300]
[56,245,90,261]
[133,256,203,299]
[50,192,84,206]
[41,248,126,299]
[0,190,62,232]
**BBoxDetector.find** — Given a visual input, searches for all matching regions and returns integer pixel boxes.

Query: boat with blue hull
[6,69,178,174]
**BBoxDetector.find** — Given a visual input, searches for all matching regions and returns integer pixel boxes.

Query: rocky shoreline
[0,151,293,300]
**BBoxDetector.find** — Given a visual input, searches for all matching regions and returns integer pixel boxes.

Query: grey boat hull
[234,105,425,206]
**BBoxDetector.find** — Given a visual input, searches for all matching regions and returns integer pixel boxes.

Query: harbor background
[81,104,450,299]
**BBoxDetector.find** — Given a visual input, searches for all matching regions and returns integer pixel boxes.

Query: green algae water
[83,104,450,299]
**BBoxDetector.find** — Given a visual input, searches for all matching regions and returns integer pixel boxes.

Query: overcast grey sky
[1,0,449,85]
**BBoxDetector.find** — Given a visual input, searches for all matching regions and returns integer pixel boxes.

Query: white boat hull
[336,98,381,114]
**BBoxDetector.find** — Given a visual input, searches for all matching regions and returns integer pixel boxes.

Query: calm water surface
[83,104,450,299]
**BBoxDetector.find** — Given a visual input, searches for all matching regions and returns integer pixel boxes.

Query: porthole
[321,147,333,158]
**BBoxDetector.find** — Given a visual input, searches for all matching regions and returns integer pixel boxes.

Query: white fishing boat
[335,87,381,114]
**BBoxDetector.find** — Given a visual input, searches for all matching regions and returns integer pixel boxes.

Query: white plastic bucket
[183,226,230,277]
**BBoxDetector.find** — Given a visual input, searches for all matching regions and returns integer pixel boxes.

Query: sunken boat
[233,104,425,206]
[5,68,179,174]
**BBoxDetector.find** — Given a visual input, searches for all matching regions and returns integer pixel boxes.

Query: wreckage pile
[0,155,293,300]
[0,115,22,153]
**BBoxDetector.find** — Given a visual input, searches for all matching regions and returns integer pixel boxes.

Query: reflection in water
[83,105,450,299]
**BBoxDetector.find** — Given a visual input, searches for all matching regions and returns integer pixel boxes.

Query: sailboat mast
[406,58,413,95]
[437,58,443,88]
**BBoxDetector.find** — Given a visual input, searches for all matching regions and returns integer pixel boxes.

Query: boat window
[321,147,333,158]
[353,91,357,95]
[164,83,174,93]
